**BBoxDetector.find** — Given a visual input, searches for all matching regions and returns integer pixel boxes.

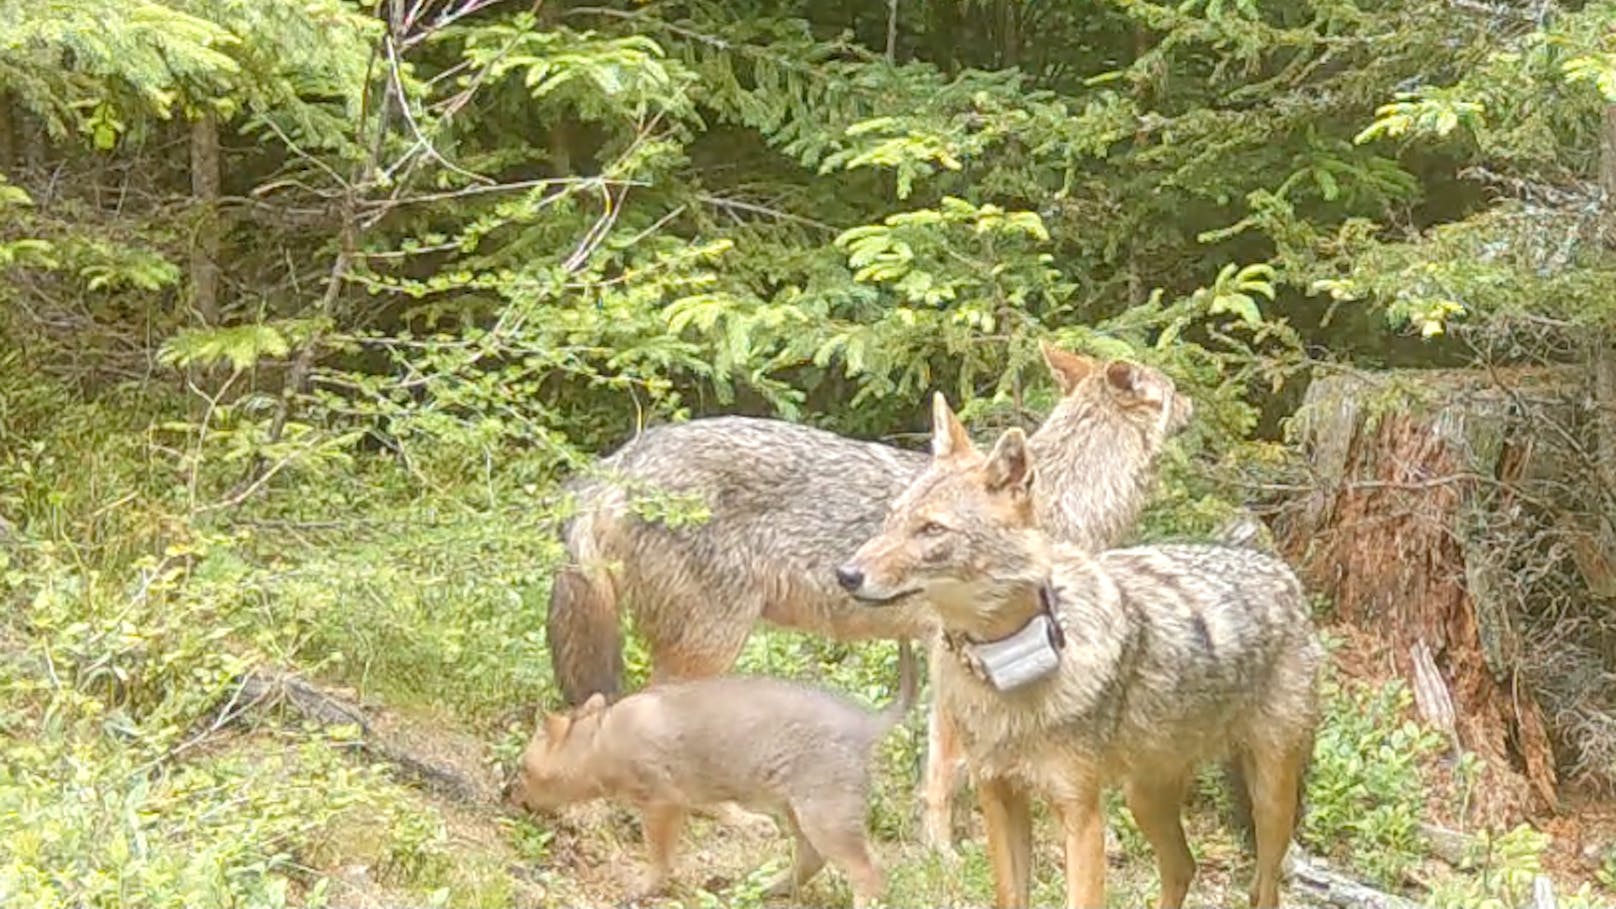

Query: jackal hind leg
[1124,772,1196,909]
[792,796,884,909]
[764,805,826,900]
[1241,740,1307,909]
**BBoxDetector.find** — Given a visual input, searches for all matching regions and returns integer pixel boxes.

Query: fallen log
[1417,822,1472,867]
[137,664,502,807]
[1286,850,1426,909]
[3,603,500,806]
[234,668,500,805]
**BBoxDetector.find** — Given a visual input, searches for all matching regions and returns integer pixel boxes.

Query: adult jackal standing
[546,343,1193,847]
[837,395,1323,909]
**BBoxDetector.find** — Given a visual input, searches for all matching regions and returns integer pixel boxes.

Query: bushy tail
[546,504,623,706]
[879,639,920,728]
[1212,509,1271,551]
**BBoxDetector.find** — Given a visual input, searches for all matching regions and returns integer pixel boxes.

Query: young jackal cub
[505,643,917,908]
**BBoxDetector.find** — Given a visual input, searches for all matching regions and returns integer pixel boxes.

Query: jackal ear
[1040,341,1097,396]
[1104,360,1141,395]
[984,427,1034,493]
[577,692,608,717]
[543,711,573,745]
[930,392,974,460]
[1105,360,1170,408]
[1106,361,1192,437]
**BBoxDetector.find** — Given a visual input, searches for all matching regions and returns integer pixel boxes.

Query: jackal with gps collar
[837,393,1323,909]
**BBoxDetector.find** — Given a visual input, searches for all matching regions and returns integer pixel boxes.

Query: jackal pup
[837,394,1322,909]
[505,642,918,907]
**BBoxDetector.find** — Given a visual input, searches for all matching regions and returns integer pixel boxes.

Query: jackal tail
[546,499,623,706]
[878,639,920,729]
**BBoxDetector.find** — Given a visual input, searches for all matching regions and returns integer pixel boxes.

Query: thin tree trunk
[20,110,45,178]
[187,110,224,408]
[1127,26,1153,308]
[0,93,15,174]
[189,109,222,327]
[1000,0,1021,69]
[1593,104,1616,596]
[928,0,960,77]
[539,1,573,175]
[886,0,898,63]
[1593,345,1616,598]
[1601,103,1616,238]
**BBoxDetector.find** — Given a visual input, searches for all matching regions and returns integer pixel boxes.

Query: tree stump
[1276,367,1581,819]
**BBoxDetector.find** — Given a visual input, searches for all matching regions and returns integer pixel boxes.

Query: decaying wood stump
[1276,367,1587,819]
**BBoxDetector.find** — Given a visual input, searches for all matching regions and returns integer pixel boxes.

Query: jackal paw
[713,802,778,838]
[920,818,959,860]
[626,868,669,904]
[762,871,797,898]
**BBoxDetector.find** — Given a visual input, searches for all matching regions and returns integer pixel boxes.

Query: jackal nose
[835,565,864,592]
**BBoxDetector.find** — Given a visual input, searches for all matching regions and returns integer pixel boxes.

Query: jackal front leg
[1057,786,1106,909]
[977,774,1032,909]
[922,693,965,854]
[631,802,686,901]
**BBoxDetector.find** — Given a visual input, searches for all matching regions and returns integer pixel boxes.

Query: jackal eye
[916,520,947,538]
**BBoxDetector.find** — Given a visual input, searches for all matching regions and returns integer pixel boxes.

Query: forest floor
[7,492,1616,908]
[238,620,1616,909]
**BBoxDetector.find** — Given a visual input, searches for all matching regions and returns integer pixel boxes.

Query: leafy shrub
[1425,823,1607,909]
[1302,674,1447,886]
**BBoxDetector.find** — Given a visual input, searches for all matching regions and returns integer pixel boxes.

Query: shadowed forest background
[4,0,1616,906]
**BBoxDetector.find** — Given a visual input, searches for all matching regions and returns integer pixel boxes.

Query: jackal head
[1025,342,1193,549]
[1037,340,1194,447]
[837,394,1050,626]
[504,693,608,814]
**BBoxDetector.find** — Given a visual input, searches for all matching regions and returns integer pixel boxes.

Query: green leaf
[1313,167,1340,201]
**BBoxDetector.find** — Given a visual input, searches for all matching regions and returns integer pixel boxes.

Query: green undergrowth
[1,381,1611,909]
[1302,657,1449,886]
[0,375,555,907]
[236,504,562,723]
[0,723,468,909]
[0,521,527,908]
[6,500,1610,909]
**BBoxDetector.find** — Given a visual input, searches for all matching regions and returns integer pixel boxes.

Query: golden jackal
[505,642,918,908]
[546,342,1193,848]
[837,394,1322,909]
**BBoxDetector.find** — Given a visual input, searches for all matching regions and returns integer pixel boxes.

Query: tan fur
[547,343,1194,851]
[506,644,918,908]
[840,402,1322,909]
